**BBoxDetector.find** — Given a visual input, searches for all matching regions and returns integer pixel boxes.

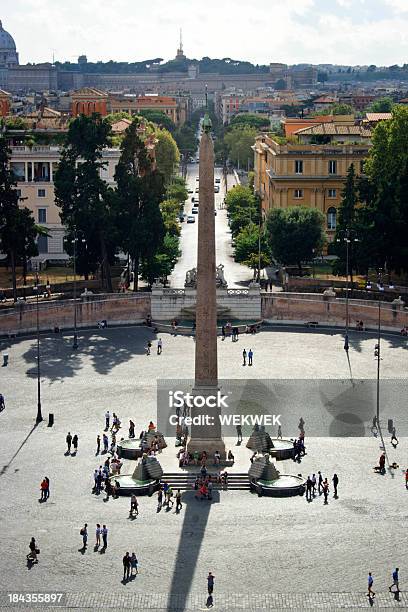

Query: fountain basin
[269,438,296,461]
[117,439,142,460]
[250,474,305,497]
[111,474,160,496]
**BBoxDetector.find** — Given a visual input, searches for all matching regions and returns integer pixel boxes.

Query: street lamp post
[65,229,86,350]
[337,228,358,352]
[374,269,385,451]
[33,273,43,424]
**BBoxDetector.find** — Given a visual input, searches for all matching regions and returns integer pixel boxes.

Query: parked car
[188,188,193,194]
[187,215,195,223]
[215,178,221,184]
[195,188,199,193]
[214,186,219,193]
[196,177,199,181]
[192,207,199,214]
[191,196,195,203]
[214,210,217,216]
[179,214,185,222]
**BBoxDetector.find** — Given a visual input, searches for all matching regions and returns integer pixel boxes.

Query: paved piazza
[0,325,407,610]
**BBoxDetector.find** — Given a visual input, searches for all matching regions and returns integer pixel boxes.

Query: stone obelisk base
[187,385,226,460]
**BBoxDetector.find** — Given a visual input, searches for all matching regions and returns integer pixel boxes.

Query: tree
[54,114,116,291]
[138,110,175,132]
[224,126,258,169]
[266,207,325,273]
[230,114,269,130]
[317,103,354,116]
[154,128,180,185]
[367,97,394,113]
[113,119,165,290]
[0,137,42,301]
[166,176,188,205]
[173,125,198,158]
[332,164,363,283]
[234,223,270,278]
[140,233,180,287]
[225,185,259,237]
[362,105,408,273]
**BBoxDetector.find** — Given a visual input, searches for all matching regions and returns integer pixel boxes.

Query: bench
[305,321,319,328]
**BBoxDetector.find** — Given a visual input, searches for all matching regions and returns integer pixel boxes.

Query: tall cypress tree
[54,114,115,291]
[114,119,165,290]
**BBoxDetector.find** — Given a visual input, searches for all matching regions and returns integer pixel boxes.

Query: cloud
[2,0,408,66]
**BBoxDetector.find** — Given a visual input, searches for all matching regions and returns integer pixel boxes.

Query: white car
[196,177,199,181]
[215,178,221,184]
[192,207,199,214]
[187,215,195,223]
[195,188,199,193]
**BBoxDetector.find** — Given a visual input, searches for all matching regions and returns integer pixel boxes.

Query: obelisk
[187,111,226,459]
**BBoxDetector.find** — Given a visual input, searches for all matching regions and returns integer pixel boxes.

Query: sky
[2,0,408,66]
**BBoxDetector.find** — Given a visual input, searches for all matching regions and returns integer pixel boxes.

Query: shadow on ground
[21,326,157,382]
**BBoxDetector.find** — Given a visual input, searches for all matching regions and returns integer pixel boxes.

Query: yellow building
[253,125,371,242]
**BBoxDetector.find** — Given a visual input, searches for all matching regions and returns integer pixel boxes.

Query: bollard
[48,413,54,427]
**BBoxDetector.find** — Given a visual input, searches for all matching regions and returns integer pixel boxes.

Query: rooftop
[295,124,371,137]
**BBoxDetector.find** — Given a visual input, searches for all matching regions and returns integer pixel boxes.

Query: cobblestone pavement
[0,327,407,609]
[1,591,408,610]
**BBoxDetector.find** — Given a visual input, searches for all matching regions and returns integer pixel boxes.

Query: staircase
[161,472,251,491]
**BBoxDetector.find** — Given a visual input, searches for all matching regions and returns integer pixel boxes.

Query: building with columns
[0,88,10,115]
[71,87,108,116]
[253,128,371,243]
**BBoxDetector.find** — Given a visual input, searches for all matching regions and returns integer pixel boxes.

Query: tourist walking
[322,478,329,504]
[175,489,182,512]
[389,568,399,593]
[0,393,5,411]
[105,411,110,431]
[131,552,138,576]
[80,524,88,549]
[103,433,109,453]
[405,468,408,490]
[123,552,131,582]
[130,494,138,517]
[157,488,163,511]
[40,478,47,502]
[129,420,135,438]
[66,432,72,454]
[306,476,312,501]
[146,341,151,355]
[277,424,282,439]
[95,524,101,547]
[318,471,323,494]
[367,572,375,598]
[72,434,78,453]
[207,572,215,595]
[236,424,243,444]
[102,525,108,548]
[221,325,225,340]
[157,338,163,355]
[44,477,50,500]
[27,537,39,564]
[96,435,101,455]
[242,349,247,366]
[332,473,339,498]
[248,349,253,366]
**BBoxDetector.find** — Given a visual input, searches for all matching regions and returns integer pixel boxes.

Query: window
[33,162,50,182]
[328,160,337,175]
[37,235,48,253]
[327,207,337,230]
[38,188,46,198]
[38,208,47,223]
[295,160,303,174]
[328,189,337,198]
[294,189,303,199]
[360,160,365,173]
[10,162,25,181]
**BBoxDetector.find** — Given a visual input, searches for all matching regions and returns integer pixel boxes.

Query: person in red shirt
[40,479,47,502]
[405,468,408,490]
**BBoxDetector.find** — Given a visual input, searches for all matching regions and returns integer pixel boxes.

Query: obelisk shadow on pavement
[166,490,220,611]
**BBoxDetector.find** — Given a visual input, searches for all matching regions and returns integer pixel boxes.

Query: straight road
[169,163,253,288]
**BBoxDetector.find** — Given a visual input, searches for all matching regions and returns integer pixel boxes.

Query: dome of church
[0,20,19,67]
[0,21,16,51]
